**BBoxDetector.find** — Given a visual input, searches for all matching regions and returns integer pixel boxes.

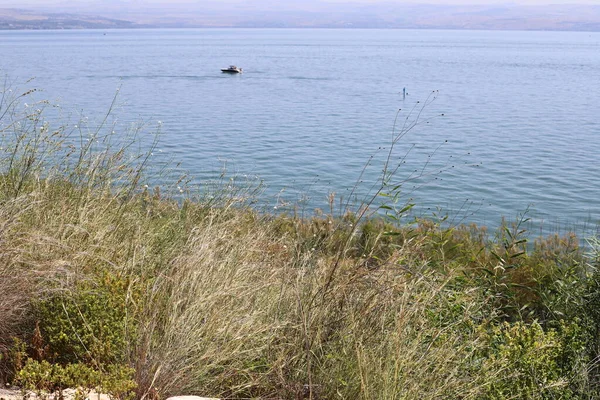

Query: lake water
[1,29,599,235]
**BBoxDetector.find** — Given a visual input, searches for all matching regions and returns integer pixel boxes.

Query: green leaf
[398,204,415,214]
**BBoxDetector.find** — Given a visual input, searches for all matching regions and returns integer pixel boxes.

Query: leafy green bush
[480,320,591,399]
[0,338,28,385]
[35,273,133,366]
[16,359,136,400]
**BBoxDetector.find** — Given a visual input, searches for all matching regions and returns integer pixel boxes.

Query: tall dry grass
[126,213,500,399]
[2,81,599,399]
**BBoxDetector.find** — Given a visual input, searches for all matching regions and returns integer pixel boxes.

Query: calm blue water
[1,29,599,234]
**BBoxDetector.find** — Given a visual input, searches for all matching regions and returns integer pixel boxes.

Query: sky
[4,0,600,6]
[320,0,600,2]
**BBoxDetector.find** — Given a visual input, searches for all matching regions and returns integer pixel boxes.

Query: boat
[221,65,243,74]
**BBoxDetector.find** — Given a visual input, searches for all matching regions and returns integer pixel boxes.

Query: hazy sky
[6,0,600,5]
[320,0,600,2]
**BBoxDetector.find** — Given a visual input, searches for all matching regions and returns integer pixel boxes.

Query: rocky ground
[0,388,112,400]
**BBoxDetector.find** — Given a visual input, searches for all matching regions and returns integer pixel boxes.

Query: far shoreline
[2,26,600,33]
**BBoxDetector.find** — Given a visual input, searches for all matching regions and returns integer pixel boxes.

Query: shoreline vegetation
[2,83,600,400]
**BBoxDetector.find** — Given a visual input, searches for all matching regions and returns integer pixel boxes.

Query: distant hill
[0,8,137,29]
[2,3,600,31]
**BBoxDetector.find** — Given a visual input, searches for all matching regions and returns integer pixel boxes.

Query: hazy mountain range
[2,2,600,31]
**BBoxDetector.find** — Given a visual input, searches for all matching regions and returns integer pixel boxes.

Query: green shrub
[480,320,591,399]
[0,338,28,385]
[16,359,136,400]
[35,273,133,366]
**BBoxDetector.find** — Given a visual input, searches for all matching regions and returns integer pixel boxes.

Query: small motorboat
[221,65,243,74]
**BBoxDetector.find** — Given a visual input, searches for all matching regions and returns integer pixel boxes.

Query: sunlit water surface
[1,29,599,235]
